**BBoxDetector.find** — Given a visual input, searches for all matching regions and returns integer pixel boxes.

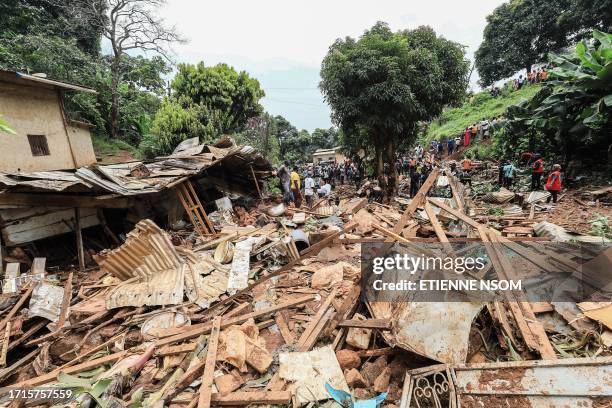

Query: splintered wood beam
[338,318,391,330]
[394,169,439,234]
[57,271,73,329]
[0,322,11,366]
[156,295,316,346]
[197,317,221,408]
[296,289,337,352]
[0,285,34,333]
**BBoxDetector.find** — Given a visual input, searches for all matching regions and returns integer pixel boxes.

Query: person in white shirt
[304,174,315,208]
[317,179,332,197]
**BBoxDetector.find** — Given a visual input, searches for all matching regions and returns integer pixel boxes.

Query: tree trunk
[110,60,121,139]
[385,138,398,200]
[374,141,385,192]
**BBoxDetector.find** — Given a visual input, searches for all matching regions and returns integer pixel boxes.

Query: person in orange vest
[531,154,544,190]
[462,156,472,172]
[545,164,562,203]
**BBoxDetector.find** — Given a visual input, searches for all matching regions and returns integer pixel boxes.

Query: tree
[502,30,612,164]
[65,0,183,138]
[171,63,265,134]
[320,22,469,197]
[143,62,265,157]
[239,113,279,163]
[475,0,612,86]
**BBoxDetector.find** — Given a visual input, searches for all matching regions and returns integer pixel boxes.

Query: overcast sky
[162,0,506,131]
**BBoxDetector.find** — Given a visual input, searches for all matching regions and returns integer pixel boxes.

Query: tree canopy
[141,62,265,157]
[320,22,469,196]
[475,0,612,86]
[500,30,612,163]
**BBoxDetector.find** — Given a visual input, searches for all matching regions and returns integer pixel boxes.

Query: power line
[265,87,319,90]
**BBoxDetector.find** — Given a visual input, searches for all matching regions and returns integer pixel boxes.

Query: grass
[421,84,542,146]
[92,134,140,160]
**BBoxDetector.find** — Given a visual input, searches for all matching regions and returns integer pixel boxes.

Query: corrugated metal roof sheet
[0,138,273,196]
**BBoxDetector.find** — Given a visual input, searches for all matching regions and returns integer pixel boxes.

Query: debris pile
[0,162,610,407]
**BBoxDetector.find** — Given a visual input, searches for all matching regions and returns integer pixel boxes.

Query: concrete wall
[0,81,94,172]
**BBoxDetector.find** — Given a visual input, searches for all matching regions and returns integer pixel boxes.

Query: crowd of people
[489,67,549,96]
[275,160,364,208]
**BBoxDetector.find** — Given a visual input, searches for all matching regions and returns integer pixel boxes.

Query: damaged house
[0,71,273,267]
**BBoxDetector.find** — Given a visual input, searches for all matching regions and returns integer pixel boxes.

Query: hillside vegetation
[422,84,542,145]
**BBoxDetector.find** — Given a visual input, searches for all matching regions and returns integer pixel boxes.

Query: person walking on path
[545,164,562,203]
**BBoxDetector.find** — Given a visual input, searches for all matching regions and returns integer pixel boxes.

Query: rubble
[0,151,610,408]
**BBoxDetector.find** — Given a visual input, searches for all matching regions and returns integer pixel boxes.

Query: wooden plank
[323,285,360,338]
[0,193,130,208]
[249,165,263,200]
[393,169,439,234]
[274,313,295,345]
[355,347,394,357]
[338,318,391,330]
[0,285,34,332]
[296,289,337,352]
[75,208,85,271]
[57,271,73,329]
[16,350,128,387]
[423,201,450,243]
[156,295,315,346]
[0,322,11,366]
[427,198,481,229]
[198,317,221,408]
[210,391,291,405]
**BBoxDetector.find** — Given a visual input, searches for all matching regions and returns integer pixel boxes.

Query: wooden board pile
[0,168,610,408]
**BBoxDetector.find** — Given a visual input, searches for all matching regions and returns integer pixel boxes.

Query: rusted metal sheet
[106,265,185,309]
[400,357,612,408]
[94,219,181,280]
[370,301,484,364]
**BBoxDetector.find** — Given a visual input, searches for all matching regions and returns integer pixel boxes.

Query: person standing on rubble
[277,162,292,204]
[304,172,315,208]
[502,161,518,189]
[410,160,421,197]
[531,154,544,190]
[545,164,562,203]
[290,166,302,208]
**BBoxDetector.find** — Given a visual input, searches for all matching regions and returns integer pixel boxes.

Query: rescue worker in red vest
[545,164,562,203]
[531,154,544,190]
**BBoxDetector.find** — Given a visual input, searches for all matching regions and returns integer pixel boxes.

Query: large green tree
[142,62,265,157]
[475,0,612,86]
[320,22,469,196]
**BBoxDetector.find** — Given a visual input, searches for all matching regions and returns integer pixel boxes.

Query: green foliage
[0,1,171,150]
[0,116,16,135]
[171,62,264,134]
[143,62,265,157]
[140,100,216,158]
[475,0,612,86]
[422,84,541,145]
[233,113,280,164]
[589,212,612,241]
[92,134,139,158]
[320,22,469,193]
[503,30,612,162]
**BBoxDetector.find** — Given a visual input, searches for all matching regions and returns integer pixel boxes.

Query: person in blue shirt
[502,162,519,189]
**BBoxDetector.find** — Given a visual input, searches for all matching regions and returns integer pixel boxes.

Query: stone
[336,349,361,370]
[344,368,368,388]
[374,367,391,392]
[362,355,387,385]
